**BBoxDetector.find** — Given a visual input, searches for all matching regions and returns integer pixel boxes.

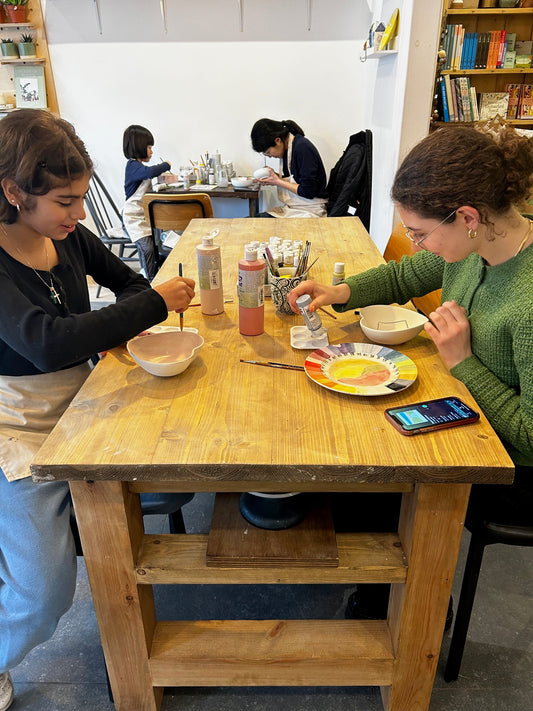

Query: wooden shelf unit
[0,1,58,113]
[436,5,533,126]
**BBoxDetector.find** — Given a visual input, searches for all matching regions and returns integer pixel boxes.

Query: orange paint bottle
[238,248,265,336]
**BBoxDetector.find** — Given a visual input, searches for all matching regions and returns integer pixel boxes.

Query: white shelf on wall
[365,47,398,58]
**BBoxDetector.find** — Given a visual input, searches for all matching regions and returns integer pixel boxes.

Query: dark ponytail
[251,118,305,153]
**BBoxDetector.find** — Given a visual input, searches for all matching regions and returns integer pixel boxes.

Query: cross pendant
[50,287,61,305]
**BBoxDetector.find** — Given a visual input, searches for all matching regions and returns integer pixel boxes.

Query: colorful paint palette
[304,342,417,396]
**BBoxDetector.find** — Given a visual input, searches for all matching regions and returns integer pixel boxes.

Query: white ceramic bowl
[253,167,271,180]
[127,327,204,377]
[359,305,428,345]
[231,176,254,189]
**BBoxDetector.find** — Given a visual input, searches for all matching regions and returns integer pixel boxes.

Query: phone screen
[385,397,480,435]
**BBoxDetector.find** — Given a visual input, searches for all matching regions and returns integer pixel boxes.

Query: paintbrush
[240,359,304,372]
[178,263,184,331]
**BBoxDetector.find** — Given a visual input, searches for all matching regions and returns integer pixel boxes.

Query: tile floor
[9,491,533,711]
[8,277,532,710]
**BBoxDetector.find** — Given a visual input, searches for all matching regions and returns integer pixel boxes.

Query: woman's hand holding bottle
[153,277,196,313]
[288,280,351,313]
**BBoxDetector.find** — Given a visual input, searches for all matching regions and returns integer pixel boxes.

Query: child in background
[122,124,171,280]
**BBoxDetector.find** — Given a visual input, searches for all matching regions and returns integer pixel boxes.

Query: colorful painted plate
[304,342,417,396]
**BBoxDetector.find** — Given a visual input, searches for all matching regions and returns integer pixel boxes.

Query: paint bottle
[208,168,216,185]
[296,294,325,336]
[196,234,224,315]
[238,248,265,336]
[332,262,345,285]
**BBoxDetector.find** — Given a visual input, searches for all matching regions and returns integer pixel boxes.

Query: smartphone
[384,397,480,436]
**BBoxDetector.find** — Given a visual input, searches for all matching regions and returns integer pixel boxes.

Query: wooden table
[150,184,260,216]
[32,218,513,711]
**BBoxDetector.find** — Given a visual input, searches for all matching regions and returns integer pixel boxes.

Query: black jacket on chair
[326,130,372,231]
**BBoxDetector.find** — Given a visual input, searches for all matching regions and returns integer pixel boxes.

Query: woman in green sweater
[289,125,533,612]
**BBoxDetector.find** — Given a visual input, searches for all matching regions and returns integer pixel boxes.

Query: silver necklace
[0,222,62,304]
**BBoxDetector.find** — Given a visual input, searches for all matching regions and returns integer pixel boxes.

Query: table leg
[382,483,471,711]
[70,480,163,711]
[249,196,258,217]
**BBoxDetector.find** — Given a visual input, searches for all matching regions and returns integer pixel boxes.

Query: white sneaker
[0,672,13,711]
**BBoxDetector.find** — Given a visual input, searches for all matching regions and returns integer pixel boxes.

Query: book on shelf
[505,33,517,53]
[515,40,533,69]
[458,76,472,122]
[478,92,510,121]
[518,85,533,120]
[505,83,522,120]
[444,73,456,122]
[13,65,47,110]
[496,30,507,69]
[503,50,517,69]
[470,86,479,122]
[438,76,450,123]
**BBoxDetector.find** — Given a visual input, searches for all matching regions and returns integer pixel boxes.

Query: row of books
[443,25,532,71]
[438,75,479,123]
[438,76,533,122]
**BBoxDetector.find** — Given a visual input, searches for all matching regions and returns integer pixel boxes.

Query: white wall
[41,0,442,250]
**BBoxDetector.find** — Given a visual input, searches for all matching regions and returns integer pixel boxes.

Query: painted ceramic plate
[304,342,417,396]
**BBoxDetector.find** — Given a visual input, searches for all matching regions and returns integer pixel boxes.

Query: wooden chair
[84,172,139,297]
[444,520,533,682]
[142,192,214,271]
[383,221,442,317]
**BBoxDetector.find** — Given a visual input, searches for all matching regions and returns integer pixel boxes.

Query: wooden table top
[150,184,260,199]
[31,217,513,488]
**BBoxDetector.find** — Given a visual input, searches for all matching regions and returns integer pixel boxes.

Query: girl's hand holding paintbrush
[153,276,196,314]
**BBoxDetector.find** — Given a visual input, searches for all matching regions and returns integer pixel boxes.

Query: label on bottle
[197,252,221,290]
[238,268,264,308]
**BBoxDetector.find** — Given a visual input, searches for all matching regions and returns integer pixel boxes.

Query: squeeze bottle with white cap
[238,248,265,335]
[332,262,345,285]
[295,294,326,338]
[196,234,224,315]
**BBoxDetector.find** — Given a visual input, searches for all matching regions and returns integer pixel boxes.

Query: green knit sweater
[334,246,533,466]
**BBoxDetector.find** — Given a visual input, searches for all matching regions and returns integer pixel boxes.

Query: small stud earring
[468,228,477,240]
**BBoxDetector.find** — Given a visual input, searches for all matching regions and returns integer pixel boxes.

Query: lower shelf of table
[136,532,407,584]
[149,619,394,687]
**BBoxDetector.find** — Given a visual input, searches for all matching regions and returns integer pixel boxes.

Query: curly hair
[391,125,533,226]
[0,109,93,224]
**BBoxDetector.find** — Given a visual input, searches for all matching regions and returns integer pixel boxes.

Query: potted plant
[17,32,35,58]
[2,0,30,24]
[1,38,19,58]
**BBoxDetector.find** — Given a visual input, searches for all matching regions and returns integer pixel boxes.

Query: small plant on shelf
[1,1,30,24]
[1,37,19,58]
[17,31,35,58]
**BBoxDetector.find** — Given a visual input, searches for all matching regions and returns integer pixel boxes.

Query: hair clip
[37,161,47,169]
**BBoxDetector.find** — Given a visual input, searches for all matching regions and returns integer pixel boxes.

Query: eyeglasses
[403,209,457,247]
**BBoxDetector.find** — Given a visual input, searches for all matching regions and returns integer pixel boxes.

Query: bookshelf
[0,0,58,114]
[436,5,533,127]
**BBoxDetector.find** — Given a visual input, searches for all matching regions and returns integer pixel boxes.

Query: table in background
[32,218,514,711]
[150,184,260,217]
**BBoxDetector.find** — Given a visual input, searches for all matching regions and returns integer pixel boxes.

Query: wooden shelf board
[135,532,408,585]
[0,23,35,29]
[441,68,533,75]
[149,619,394,687]
[0,56,44,64]
[447,8,533,14]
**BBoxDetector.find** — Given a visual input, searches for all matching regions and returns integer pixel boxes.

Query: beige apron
[0,363,91,482]
[267,134,327,219]
[122,178,152,243]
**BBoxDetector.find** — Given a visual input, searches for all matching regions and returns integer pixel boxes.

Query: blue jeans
[0,473,77,672]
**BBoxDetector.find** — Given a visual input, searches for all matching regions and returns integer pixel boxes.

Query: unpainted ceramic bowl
[231,176,254,189]
[253,167,271,180]
[127,327,204,377]
[359,305,428,345]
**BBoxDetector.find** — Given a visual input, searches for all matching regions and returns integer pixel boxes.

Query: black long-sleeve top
[282,134,328,200]
[0,223,168,376]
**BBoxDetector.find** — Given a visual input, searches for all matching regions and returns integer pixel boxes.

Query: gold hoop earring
[468,228,477,240]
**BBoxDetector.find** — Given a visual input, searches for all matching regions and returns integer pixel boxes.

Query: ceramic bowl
[359,305,428,345]
[231,176,254,189]
[253,167,271,180]
[127,327,204,377]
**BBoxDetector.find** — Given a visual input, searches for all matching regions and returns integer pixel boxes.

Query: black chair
[444,519,533,682]
[84,172,139,297]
